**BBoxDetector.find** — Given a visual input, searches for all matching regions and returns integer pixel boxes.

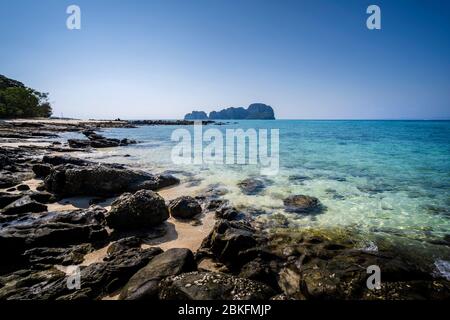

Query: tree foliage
[0,75,52,118]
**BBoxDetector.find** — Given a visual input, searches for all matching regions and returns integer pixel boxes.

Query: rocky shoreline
[1,119,449,300]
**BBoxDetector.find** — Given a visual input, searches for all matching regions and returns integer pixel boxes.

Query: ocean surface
[60,120,450,261]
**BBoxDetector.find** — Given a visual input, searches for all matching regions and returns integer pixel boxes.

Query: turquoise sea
[62,120,450,264]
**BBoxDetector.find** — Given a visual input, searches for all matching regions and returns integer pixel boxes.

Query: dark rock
[0,268,66,300]
[159,271,276,300]
[206,199,228,211]
[120,248,196,300]
[0,206,108,267]
[0,173,20,188]
[215,206,239,220]
[90,139,120,148]
[169,196,202,219]
[42,155,92,166]
[0,242,163,300]
[24,190,55,204]
[0,192,22,209]
[16,184,30,191]
[68,139,91,149]
[283,195,324,214]
[106,190,169,230]
[239,258,280,291]
[199,220,257,269]
[120,138,137,145]
[32,164,52,178]
[23,244,94,266]
[44,164,179,197]
[288,175,312,184]
[1,196,47,215]
[107,236,142,255]
[237,178,266,195]
[268,233,450,300]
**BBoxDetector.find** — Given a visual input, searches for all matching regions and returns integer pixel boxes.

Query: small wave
[360,241,378,252]
[434,260,450,280]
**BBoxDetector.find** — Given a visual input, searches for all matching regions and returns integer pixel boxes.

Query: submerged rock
[106,190,169,230]
[237,178,267,195]
[120,248,197,300]
[283,195,324,214]
[159,271,276,300]
[169,196,202,219]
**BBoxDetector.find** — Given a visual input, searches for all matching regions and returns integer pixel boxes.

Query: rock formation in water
[184,103,275,120]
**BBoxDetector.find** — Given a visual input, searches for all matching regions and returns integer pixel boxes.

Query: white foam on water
[434,260,450,281]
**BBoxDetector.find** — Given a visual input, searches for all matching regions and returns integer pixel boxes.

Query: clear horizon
[1,0,449,120]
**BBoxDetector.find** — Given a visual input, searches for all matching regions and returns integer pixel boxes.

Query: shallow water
[61,120,450,260]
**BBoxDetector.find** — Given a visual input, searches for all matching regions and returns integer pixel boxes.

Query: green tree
[0,75,53,119]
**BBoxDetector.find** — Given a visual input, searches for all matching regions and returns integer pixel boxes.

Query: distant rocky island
[184,103,275,120]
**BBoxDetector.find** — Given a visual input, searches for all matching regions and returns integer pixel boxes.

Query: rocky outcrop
[0,240,163,300]
[168,196,202,219]
[159,271,276,300]
[44,163,179,197]
[106,190,169,230]
[1,195,47,215]
[23,244,94,267]
[67,130,137,149]
[0,206,108,271]
[184,111,208,120]
[184,103,275,120]
[120,248,197,300]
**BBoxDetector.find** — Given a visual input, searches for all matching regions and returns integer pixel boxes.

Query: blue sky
[0,0,449,119]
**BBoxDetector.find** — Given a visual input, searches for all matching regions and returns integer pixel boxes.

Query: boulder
[44,164,179,197]
[1,196,47,215]
[199,220,257,268]
[106,190,169,230]
[169,196,202,219]
[32,164,52,178]
[120,248,197,300]
[283,195,324,214]
[159,271,276,300]
[215,206,239,220]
